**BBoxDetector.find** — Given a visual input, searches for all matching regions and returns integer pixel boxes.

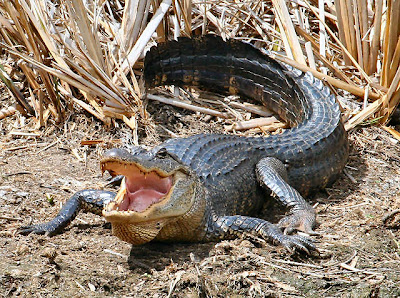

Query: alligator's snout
[99,149,200,245]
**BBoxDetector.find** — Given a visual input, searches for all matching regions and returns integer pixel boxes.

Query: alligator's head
[100,147,202,245]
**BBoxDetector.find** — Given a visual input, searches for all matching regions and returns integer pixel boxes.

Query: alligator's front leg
[256,157,317,235]
[19,190,115,236]
[208,215,315,253]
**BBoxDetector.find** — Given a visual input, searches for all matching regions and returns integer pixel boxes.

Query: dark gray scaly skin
[20,35,349,252]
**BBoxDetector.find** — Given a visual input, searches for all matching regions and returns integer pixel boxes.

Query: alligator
[20,35,349,252]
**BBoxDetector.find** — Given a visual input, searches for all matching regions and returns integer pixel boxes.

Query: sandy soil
[1,102,400,297]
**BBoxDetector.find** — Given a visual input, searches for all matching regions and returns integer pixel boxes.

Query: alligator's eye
[155,147,169,158]
[155,148,183,164]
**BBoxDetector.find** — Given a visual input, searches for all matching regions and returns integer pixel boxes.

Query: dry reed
[0,0,399,135]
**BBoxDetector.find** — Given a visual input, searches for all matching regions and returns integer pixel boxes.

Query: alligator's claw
[277,234,316,254]
[18,223,59,236]
[258,222,317,254]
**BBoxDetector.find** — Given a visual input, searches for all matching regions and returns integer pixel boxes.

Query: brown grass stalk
[115,0,172,81]
[334,0,350,64]
[380,60,400,122]
[352,0,364,68]
[336,0,355,61]
[295,27,354,85]
[272,0,306,64]
[357,0,369,69]
[344,0,358,60]
[69,0,106,73]
[388,37,400,84]
[152,0,167,42]
[368,0,383,75]
[305,0,373,85]
[0,63,34,115]
[120,0,150,53]
[174,0,192,37]
[381,0,400,87]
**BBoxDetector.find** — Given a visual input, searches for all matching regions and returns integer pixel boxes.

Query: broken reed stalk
[228,102,273,117]
[0,63,34,115]
[389,38,400,84]
[345,97,382,130]
[272,0,306,64]
[174,0,192,37]
[295,27,355,85]
[379,61,400,123]
[345,0,358,61]
[318,0,326,59]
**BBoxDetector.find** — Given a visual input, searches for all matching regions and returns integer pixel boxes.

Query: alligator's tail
[143,35,349,194]
[144,35,308,127]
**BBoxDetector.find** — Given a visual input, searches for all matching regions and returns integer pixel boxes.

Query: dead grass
[0,0,400,137]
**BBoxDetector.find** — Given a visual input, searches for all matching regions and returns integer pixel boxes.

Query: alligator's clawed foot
[262,223,316,254]
[278,208,318,236]
[18,223,58,236]
[278,234,316,254]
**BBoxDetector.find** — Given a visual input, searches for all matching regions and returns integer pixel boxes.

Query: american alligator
[20,35,349,252]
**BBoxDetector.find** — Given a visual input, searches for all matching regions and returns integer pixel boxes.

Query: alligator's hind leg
[208,215,315,253]
[256,157,317,235]
[19,190,115,236]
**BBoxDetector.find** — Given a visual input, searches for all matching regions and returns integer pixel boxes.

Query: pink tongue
[121,189,164,212]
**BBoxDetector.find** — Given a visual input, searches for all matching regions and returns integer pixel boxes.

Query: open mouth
[102,162,173,213]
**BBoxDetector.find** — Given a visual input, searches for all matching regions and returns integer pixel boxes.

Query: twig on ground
[147,93,229,119]
[0,215,23,221]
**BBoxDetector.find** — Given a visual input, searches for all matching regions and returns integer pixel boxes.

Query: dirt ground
[1,99,400,297]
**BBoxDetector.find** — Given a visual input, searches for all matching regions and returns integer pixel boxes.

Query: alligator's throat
[122,169,172,212]
[103,162,173,213]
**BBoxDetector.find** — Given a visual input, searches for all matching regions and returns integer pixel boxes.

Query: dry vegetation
[1,0,400,297]
[0,0,400,133]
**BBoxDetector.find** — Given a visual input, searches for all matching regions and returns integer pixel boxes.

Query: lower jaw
[110,220,167,245]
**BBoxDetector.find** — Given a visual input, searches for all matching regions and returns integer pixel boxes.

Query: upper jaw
[101,147,188,175]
